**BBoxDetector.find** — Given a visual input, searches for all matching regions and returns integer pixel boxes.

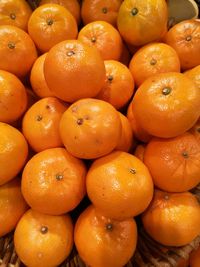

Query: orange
[22,97,67,152]
[81,0,122,27]
[0,70,27,123]
[96,60,134,109]
[0,0,32,31]
[74,205,137,267]
[165,20,200,70]
[30,53,54,98]
[39,0,81,24]
[132,72,200,138]
[119,43,131,66]
[28,4,78,53]
[190,246,200,267]
[116,112,134,152]
[142,190,200,246]
[144,132,200,192]
[0,122,28,186]
[59,98,122,159]
[184,64,200,89]
[78,21,123,61]
[0,177,28,237]
[129,42,181,87]
[0,25,37,77]
[14,209,73,267]
[134,144,146,162]
[22,147,86,215]
[44,40,106,102]
[117,0,168,46]
[190,118,200,142]
[86,151,154,219]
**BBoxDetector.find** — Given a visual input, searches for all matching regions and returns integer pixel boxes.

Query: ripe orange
[0,70,27,123]
[96,60,134,109]
[0,122,28,186]
[44,40,106,102]
[14,209,73,267]
[117,0,168,46]
[74,205,137,267]
[0,177,28,237]
[86,151,153,219]
[129,42,181,87]
[142,190,200,246]
[132,72,200,138]
[59,98,122,159]
[184,65,200,89]
[165,20,200,70]
[190,246,200,267]
[134,144,146,162]
[190,118,200,142]
[28,4,78,53]
[30,53,54,98]
[22,148,86,215]
[0,0,32,31]
[0,25,37,77]
[78,21,123,61]
[22,97,67,152]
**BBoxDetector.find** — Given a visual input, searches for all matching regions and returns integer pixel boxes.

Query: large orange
[96,60,134,109]
[117,0,168,46]
[190,246,200,267]
[14,209,73,267]
[184,64,200,89]
[190,118,200,142]
[142,190,200,246]
[0,177,28,237]
[0,25,37,77]
[86,151,153,219]
[0,122,28,186]
[78,21,123,61]
[22,148,86,215]
[74,205,137,267]
[132,72,200,138]
[22,97,67,152]
[44,40,106,102]
[59,98,121,159]
[165,20,200,70]
[144,132,200,192]
[0,70,27,123]
[129,42,181,87]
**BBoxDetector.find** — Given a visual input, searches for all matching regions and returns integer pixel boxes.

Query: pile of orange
[0,0,200,266]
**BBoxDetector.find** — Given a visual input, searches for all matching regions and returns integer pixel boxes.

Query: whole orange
[184,65,200,89]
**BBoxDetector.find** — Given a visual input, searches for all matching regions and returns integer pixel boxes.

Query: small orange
[74,205,137,267]
[184,64,200,89]
[0,0,32,31]
[142,190,200,246]
[0,122,28,186]
[0,177,28,237]
[22,148,87,215]
[78,21,123,61]
[0,25,37,77]
[44,40,106,102]
[86,151,154,219]
[96,60,134,109]
[129,42,181,87]
[190,246,200,267]
[14,209,73,267]
[134,144,146,162]
[59,98,122,159]
[190,118,200,142]
[28,4,78,53]
[30,53,54,98]
[22,97,67,152]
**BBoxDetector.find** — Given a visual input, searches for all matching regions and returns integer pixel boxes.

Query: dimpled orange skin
[142,190,200,247]
[14,209,73,267]
[0,123,28,186]
[184,65,200,89]
[190,118,200,142]
[132,72,200,138]
[0,70,27,123]
[28,4,78,53]
[22,148,87,215]
[96,60,134,109]
[134,144,146,162]
[129,42,181,87]
[144,132,200,192]
[44,40,106,103]
[190,246,200,267]
[0,177,28,237]
[30,53,54,98]
[86,151,154,219]
[60,98,121,159]
[78,21,123,61]
[74,205,137,267]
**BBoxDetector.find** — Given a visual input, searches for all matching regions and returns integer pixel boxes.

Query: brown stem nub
[36,115,43,121]
[67,51,75,57]
[10,13,16,20]
[162,87,171,95]
[150,58,157,66]
[130,168,136,174]
[131,8,138,16]
[107,75,113,82]
[56,174,63,181]
[91,36,96,43]
[7,42,15,49]
[182,151,189,158]
[46,18,53,26]
[77,118,84,125]
[106,223,113,231]
[40,226,48,234]
[185,35,192,42]
[102,7,108,14]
